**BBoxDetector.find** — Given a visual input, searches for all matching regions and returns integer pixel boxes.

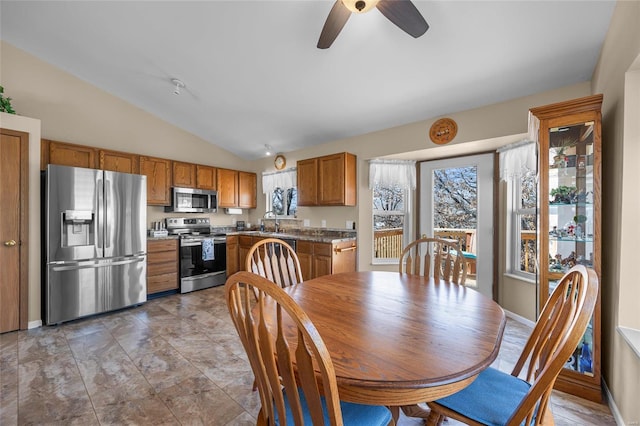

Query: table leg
[388,406,400,424]
[400,404,431,419]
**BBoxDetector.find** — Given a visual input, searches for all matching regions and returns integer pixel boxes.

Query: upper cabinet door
[140,156,172,206]
[238,171,257,209]
[217,168,239,208]
[318,153,356,205]
[297,158,318,206]
[196,165,217,190]
[172,161,196,188]
[99,149,139,174]
[44,140,97,170]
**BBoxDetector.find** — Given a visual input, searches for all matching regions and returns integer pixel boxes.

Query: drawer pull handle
[334,246,357,253]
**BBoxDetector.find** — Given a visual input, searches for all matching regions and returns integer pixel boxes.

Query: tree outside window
[513,172,537,275]
[372,183,409,262]
[270,187,297,217]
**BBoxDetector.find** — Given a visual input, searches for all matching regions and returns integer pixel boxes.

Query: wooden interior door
[1,129,28,333]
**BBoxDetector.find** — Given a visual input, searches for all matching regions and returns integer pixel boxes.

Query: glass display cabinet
[529,94,602,402]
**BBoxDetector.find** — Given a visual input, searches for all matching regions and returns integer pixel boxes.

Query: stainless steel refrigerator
[44,165,147,324]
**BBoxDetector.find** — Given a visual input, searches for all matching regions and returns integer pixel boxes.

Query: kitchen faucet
[263,210,280,233]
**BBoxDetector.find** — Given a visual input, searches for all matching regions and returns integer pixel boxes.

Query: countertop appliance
[43,165,147,324]
[165,187,217,213]
[166,217,227,293]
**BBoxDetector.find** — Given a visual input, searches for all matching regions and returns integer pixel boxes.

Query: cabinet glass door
[546,120,595,376]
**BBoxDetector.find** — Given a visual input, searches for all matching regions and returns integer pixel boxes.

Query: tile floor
[0,285,616,425]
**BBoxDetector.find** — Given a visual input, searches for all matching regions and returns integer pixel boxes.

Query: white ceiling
[0,1,615,160]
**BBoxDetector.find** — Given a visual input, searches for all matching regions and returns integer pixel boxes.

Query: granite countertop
[226,229,356,244]
[147,234,179,241]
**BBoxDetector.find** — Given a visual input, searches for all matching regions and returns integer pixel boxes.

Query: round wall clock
[274,154,286,170]
[429,118,458,145]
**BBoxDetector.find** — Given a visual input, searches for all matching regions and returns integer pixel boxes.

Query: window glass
[373,183,409,262]
[269,187,297,217]
[512,173,537,275]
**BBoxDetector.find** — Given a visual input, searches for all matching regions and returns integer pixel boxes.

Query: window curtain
[498,140,536,181]
[262,168,296,194]
[368,159,417,190]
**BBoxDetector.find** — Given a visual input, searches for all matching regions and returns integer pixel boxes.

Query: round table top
[283,271,506,392]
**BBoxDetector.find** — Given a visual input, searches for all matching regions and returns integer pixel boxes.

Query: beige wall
[591,1,640,423]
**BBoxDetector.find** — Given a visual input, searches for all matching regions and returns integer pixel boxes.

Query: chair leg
[426,410,443,426]
[388,406,400,424]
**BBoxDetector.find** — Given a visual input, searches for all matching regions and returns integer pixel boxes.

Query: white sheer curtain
[262,168,296,194]
[498,140,536,181]
[368,159,416,189]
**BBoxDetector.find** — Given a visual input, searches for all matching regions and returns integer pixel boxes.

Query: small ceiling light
[171,78,185,95]
[265,144,274,156]
[342,0,379,13]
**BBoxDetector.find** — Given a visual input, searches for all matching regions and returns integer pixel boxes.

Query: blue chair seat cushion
[276,389,391,425]
[433,367,532,426]
[450,249,477,260]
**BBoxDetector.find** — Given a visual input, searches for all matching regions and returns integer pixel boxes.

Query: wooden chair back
[506,265,598,425]
[246,238,303,288]
[427,265,599,426]
[399,237,467,284]
[225,271,343,425]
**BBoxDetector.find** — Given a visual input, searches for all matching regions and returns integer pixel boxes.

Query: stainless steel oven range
[166,217,226,293]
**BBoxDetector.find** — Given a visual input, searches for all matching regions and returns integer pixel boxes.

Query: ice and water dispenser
[61,210,94,247]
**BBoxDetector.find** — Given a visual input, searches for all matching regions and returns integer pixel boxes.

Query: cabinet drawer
[148,239,178,253]
[148,260,177,276]
[239,235,253,247]
[313,242,332,256]
[297,240,313,254]
[148,249,177,264]
[147,273,179,294]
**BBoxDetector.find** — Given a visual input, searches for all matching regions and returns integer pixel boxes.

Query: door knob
[4,240,17,247]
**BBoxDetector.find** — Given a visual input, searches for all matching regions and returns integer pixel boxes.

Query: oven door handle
[181,238,226,247]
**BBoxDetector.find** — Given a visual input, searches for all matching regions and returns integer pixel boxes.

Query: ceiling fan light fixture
[341,0,379,14]
[171,78,185,95]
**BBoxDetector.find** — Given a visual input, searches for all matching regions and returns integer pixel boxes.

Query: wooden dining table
[268,270,506,420]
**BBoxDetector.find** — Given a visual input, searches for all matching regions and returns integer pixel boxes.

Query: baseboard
[504,309,536,328]
[27,319,42,329]
[603,379,625,426]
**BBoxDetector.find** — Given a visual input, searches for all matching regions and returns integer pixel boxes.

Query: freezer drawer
[45,256,146,324]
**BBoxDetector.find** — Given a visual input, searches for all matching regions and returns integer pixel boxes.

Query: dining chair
[398,237,467,284]
[246,238,303,288]
[425,265,599,426]
[225,271,394,426]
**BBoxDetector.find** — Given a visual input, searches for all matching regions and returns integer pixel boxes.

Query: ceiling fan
[317,0,429,49]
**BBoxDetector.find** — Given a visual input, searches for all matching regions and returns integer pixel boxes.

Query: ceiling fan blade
[317,0,352,49]
[376,0,429,38]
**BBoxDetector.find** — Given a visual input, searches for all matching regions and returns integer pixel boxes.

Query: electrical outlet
[303,219,310,227]
[346,220,353,229]
[321,220,327,228]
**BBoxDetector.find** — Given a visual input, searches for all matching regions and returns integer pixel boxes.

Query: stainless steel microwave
[165,187,218,213]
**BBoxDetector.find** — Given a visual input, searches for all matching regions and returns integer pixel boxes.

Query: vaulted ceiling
[0,1,616,159]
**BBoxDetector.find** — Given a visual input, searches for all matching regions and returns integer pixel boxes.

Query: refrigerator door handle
[51,255,146,272]
[97,174,104,250]
[104,177,111,249]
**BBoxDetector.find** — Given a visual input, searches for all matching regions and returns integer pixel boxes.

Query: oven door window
[180,241,226,277]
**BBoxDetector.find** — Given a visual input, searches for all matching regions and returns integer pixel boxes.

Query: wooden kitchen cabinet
[297,158,318,206]
[296,240,314,281]
[42,139,97,170]
[196,165,217,190]
[172,161,197,188]
[217,168,257,209]
[297,152,356,206]
[140,156,172,206]
[238,171,257,208]
[226,235,239,275]
[217,168,239,208]
[99,149,139,174]
[147,239,179,295]
[299,239,357,280]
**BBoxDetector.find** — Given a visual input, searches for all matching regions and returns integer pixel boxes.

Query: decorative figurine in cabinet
[529,94,602,402]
